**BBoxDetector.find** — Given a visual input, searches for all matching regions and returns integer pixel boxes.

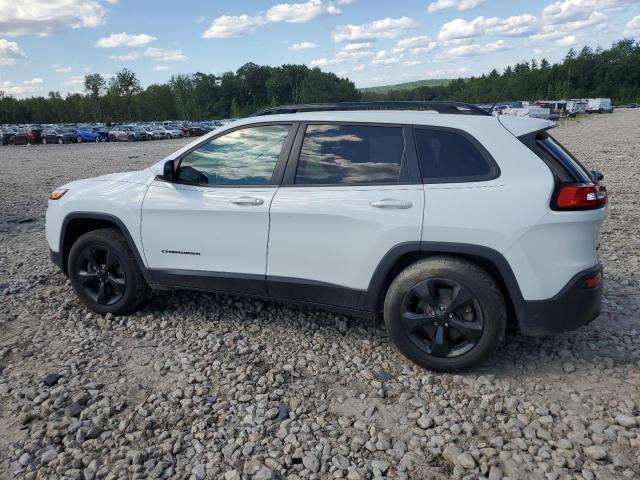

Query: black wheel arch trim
[58,212,154,285]
[364,241,525,314]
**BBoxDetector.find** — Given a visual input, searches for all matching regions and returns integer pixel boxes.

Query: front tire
[384,256,506,372]
[68,229,151,315]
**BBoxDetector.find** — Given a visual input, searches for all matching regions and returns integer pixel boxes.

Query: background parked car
[42,128,76,144]
[128,126,152,141]
[27,126,42,144]
[75,128,100,143]
[184,123,208,136]
[165,123,190,136]
[108,127,129,142]
[149,126,169,139]
[1,128,15,145]
[165,127,185,138]
[10,128,29,145]
[91,127,111,142]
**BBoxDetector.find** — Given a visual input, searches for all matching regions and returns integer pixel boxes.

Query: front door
[141,123,294,295]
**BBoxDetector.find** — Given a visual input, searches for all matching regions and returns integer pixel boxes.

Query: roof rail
[251,101,492,117]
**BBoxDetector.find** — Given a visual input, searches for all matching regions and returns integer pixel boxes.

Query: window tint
[415,128,493,182]
[295,124,403,185]
[177,124,290,186]
[536,132,592,183]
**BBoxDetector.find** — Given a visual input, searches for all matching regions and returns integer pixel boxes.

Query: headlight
[49,189,68,200]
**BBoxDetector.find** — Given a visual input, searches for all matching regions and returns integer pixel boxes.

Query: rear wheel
[68,229,151,315]
[384,256,506,371]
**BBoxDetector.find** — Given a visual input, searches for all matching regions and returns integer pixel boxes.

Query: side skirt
[147,269,372,319]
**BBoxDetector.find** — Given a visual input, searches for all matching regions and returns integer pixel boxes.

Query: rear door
[266,122,424,309]
[141,123,295,295]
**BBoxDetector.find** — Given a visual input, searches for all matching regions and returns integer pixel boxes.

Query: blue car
[76,128,100,143]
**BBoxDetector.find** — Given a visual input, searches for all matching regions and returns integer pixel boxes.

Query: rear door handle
[230,196,264,206]
[370,198,413,209]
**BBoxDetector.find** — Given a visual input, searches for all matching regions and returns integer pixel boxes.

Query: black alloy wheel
[68,228,151,315]
[384,256,506,371]
[75,245,126,306]
[400,278,483,358]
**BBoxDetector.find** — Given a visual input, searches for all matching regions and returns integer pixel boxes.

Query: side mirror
[163,159,175,181]
[591,170,604,182]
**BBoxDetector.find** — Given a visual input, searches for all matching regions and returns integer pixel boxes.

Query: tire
[77,136,82,143]
[384,256,506,372]
[58,138,63,144]
[95,136,99,142]
[68,228,151,315]
[42,138,47,144]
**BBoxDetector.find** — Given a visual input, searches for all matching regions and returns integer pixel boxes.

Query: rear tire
[384,256,506,372]
[68,228,151,315]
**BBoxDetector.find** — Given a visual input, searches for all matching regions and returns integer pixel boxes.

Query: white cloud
[556,35,577,46]
[0,77,44,97]
[444,39,509,57]
[626,14,640,34]
[65,75,84,86]
[530,11,608,42]
[427,0,484,13]
[438,14,536,41]
[371,50,402,65]
[203,1,341,39]
[395,36,437,54]
[108,52,140,61]
[95,32,156,48]
[353,63,366,71]
[403,60,422,66]
[203,14,263,38]
[333,17,419,42]
[0,0,106,37]
[541,0,627,25]
[144,47,187,62]
[266,0,340,23]
[341,42,371,51]
[0,38,25,65]
[53,65,72,72]
[289,41,318,50]
[152,65,174,71]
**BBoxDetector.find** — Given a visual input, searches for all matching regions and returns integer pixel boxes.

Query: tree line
[0,63,358,124]
[0,39,639,124]
[363,39,640,105]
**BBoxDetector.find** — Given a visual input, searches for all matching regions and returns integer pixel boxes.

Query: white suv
[45,102,608,371]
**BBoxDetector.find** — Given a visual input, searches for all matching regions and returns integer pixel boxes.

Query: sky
[1,0,640,97]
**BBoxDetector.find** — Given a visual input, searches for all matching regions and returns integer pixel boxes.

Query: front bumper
[518,264,603,336]
[50,248,65,274]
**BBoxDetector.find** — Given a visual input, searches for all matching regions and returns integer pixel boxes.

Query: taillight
[555,183,607,210]
[583,271,602,289]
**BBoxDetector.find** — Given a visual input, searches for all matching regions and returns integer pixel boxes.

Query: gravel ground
[1,111,639,480]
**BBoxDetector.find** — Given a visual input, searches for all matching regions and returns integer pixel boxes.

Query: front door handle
[230,196,264,206]
[370,198,413,209]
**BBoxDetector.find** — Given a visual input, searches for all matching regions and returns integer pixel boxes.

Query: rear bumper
[518,264,603,336]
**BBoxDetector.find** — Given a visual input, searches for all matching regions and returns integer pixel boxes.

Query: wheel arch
[59,213,151,284]
[365,241,525,330]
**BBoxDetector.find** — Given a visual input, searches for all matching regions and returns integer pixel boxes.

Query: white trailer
[587,98,613,113]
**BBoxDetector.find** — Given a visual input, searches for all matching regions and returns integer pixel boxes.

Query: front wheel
[68,228,151,315]
[384,256,506,372]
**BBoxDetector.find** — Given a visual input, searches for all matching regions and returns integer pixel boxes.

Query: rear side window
[535,131,592,183]
[295,124,404,185]
[414,128,496,183]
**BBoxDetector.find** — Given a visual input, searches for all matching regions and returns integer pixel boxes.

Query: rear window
[295,124,404,185]
[414,128,496,183]
[535,131,592,183]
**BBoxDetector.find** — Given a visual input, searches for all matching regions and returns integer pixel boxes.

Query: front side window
[295,124,404,185]
[177,124,290,186]
[415,128,495,183]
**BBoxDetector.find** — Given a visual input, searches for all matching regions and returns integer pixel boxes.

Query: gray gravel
[1,112,639,480]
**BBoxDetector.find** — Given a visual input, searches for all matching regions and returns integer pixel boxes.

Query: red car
[27,127,42,144]
[9,128,29,145]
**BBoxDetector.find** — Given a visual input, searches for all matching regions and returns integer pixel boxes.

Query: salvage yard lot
[1,110,639,479]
